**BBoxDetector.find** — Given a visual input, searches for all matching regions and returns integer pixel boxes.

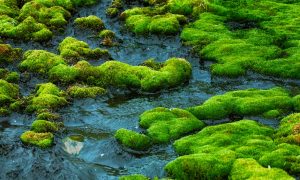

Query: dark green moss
[115,128,152,151]
[67,85,106,98]
[0,80,20,115]
[74,15,104,30]
[0,44,22,64]
[275,113,300,145]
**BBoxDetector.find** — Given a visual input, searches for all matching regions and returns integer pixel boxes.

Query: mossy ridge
[115,128,152,151]
[187,87,293,120]
[139,107,205,143]
[26,83,67,113]
[74,15,104,31]
[49,57,192,92]
[229,158,294,180]
[58,37,110,62]
[0,80,20,116]
[67,85,106,98]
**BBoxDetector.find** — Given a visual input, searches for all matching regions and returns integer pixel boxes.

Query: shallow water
[1,1,300,179]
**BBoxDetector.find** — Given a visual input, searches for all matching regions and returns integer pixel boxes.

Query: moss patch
[20,131,54,148]
[67,85,106,98]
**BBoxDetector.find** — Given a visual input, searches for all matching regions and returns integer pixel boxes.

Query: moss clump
[106,7,119,17]
[31,120,59,133]
[0,68,20,83]
[48,64,79,84]
[115,128,152,151]
[0,80,20,115]
[0,44,22,64]
[26,83,67,113]
[139,107,205,143]
[37,111,60,121]
[74,15,104,31]
[67,85,106,98]
[99,29,116,46]
[119,174,150,180]
[229,158,294,180]
[263,109,281,119]
[187,87,293,120]
[58,37,110,62]
[125,12,186,34]
[275,113,300,145]
[19,50,66,74]
[20,131,54,148]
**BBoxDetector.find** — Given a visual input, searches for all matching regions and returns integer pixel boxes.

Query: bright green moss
[18,1,71,28]
[230,158,294,180]
[115,128,152,151]
[0,0,19,17]
[31,120,59,133]
[126,14,151,34]
[275,113,300,145]
[37,111,60,121]
[139,107,205,143]
[263,110,281,119]
[19,50,66,74]
[58,37,110,62]
[168,0,207,16]
[140,59,163,71]
[0,44,22,64]
[99,29,115,38]
[26,83,67,112]
[67,85,106,98]
[106,7,119,17]
[119,174,149,180]
[0,79,19,107]
[165,149,236,180]
[20,131,54,148]
[48,64,79,83]
[74,15,104,30]
[188,87,293,120]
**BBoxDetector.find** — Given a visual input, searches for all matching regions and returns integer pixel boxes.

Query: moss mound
[31,120,59,133]
[230,158,294,180]
[0,44,22,64]
[115,128,152,151]
[0,80,20,116]
[188,87,293,120]
[139,107,205,143]
[74,15,104,30]
[20,131,54,148]
[67,85,106,98]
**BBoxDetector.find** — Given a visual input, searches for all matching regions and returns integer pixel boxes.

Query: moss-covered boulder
[48,64,79,83]
[58,37,110,62]
[139,107,205,143]
[31,120,59,133]
[229,158,294,180]
[26,83,67,112]
[19,50,66,74]
[0,44,22,64]
[188,87,293,120]
[67,85,106,98]
[74,15,104,31]
[20,131,54,148]
[115,128,152,151]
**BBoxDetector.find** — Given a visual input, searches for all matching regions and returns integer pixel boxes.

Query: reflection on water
[63,136,84,155]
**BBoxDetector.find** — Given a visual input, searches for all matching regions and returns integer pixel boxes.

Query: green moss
[168,0,207,16]
[99,29,115,38]
[0,68,20,83]
[165,149,236,180]
[0,80,19,113]
[74,15,104,31]
[187,87,293,120]
[0,44,22,64]
[0,0,19,17]
[140,59,163,71]
[49,64,79,83]
[37,111,60,121]
[263,109,281,119]
[67,85,106,98]
[139,107,205,143]
[106,7,119,17]
[0,108,10,116]
[31,120,59,133]
[26,83,67,112]
[20,131,54,148]
[19,50,66,74]
[230,158,294,180]
[119,174,149,180]
[275,113,300,145]
[115,128,152,151]
[58,37,110,62]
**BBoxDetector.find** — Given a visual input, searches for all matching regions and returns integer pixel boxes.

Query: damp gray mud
[1,1,300,180]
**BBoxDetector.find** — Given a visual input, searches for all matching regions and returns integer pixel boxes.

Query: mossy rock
[31,120,60,133]
[74,15,104,30]
[115,128,152,151]
[20,131,54,148]
[275,113,300,145]
[67,85,106,98]
[187,87,293,120]
[230,158,294,180]
[58,37,110,62]
[139,107,205,143]
[19,50,66,74]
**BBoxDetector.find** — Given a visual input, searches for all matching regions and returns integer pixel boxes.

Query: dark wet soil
[1,1,300,179]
